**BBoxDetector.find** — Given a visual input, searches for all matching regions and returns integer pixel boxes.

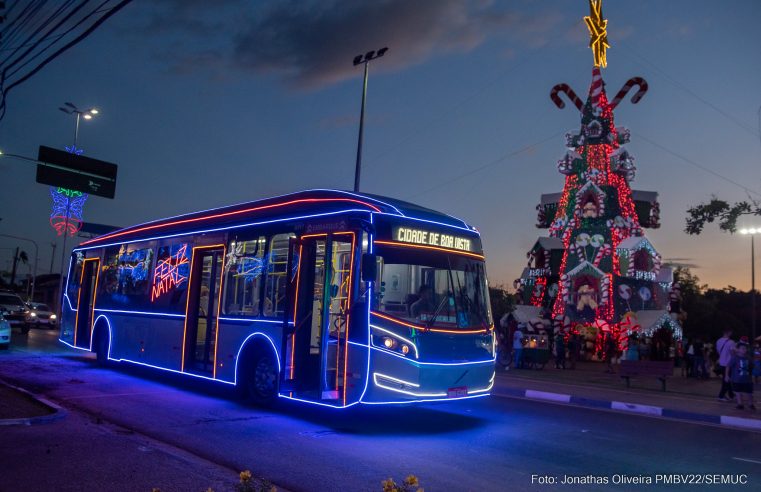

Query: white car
[0,312,10,349]
[28,302,57,328]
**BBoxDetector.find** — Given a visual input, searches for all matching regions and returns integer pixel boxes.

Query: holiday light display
[49,145,89,237]
[514,0,681,356]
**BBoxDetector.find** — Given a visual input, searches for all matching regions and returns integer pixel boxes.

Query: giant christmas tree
[514,0,681,356]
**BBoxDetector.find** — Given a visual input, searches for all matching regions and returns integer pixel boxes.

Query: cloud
[133,0,565,90]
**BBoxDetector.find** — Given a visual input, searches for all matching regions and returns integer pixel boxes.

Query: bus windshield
[373,245,492,330]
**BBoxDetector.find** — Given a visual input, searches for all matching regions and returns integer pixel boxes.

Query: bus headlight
[372,325,419,359]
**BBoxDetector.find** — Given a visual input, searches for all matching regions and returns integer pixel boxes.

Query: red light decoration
[151,244,189,301]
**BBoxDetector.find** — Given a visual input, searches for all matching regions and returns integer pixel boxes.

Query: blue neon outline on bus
[73,209,371,252]
[61,202,491,408]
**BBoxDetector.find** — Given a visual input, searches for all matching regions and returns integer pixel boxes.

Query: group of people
[715,330,760,411]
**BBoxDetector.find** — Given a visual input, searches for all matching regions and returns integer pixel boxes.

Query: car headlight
[30,312,37,317]
[50,314,57,320]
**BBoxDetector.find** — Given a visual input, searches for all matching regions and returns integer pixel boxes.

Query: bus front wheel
[242,349,278,406]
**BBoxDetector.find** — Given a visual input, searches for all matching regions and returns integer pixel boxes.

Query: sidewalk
[0,380,65,426]
[494,361,761,431]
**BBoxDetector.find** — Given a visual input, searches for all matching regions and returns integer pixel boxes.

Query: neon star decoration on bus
[584,0,610,68]
[151,244,189,301]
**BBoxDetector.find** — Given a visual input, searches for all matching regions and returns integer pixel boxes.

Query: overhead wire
[619,41,760,139]
[633,131,761,198]
[0,0,133,122]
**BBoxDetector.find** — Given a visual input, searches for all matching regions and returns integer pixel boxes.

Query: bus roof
[77,189,476,249]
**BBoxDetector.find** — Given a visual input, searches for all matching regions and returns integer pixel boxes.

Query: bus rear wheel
[243,350,278,406]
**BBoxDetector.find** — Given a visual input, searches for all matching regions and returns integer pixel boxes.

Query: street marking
[62,391,166,400]
[732,457,761,465]
[525,390,571,403]
[720,415,761,431]
[611,401,662,416]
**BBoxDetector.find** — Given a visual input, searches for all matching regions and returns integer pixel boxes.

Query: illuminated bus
[60,190,495,407]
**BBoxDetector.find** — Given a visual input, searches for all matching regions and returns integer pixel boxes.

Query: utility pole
[50,241,57,274]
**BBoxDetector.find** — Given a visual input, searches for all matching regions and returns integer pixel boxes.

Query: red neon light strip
[371,311,491,335]
[81,198,381,246]
[373,240,485,260]
[181,244,225,373]
[212,246,227,379]
[289,244,304,380]
[343,233,355,406]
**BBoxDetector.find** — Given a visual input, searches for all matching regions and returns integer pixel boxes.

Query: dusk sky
[1,0,760,291]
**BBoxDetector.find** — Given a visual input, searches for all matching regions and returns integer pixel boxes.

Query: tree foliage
[488,285,515,326]
[684,197,757,234]
[675,266,757,341]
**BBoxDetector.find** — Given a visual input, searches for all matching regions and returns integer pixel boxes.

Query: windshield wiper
[425,293,451,329]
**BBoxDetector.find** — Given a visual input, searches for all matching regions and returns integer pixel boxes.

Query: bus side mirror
[361,253,377,282]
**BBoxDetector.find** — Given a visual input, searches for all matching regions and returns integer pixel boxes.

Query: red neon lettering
[151,244,189,301]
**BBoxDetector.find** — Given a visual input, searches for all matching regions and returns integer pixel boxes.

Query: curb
[0,379,67,426]
[494,387,761,432]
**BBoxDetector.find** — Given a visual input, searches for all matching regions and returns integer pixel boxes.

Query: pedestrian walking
[693,338,706,379]
[716,329,736,401]
[567,333,579,370]
[753,341,761,384]
[726,338,755,411]
[604,332,618,373]
[625,333,639,361]
[554,331,566,369]
[684,339,695,377]
[513,324,525,370]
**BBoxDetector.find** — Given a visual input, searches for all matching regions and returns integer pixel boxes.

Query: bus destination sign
[393,226,474,253]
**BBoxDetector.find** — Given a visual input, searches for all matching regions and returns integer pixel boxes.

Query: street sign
[36,145,118,199]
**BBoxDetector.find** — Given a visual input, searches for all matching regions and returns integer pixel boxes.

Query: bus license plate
[447,386,468,398]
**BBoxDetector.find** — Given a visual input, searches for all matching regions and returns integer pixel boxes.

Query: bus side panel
[215,320,284,383]
[344,343,370,403]
[106,313,185,371]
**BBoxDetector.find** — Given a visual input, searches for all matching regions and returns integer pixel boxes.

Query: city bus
[60,189,495,407]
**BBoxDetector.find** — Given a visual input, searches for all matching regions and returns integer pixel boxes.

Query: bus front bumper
[360,349,495,404]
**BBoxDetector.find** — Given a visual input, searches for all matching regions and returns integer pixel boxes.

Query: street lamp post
[59,102,99,149]
[740,228,758,343]
[56,102,99,314]
[0,234,39,301]
[352,47,388,193]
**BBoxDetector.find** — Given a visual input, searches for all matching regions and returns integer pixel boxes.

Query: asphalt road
[1,328,760,492]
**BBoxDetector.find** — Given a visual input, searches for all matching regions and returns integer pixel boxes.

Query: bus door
[287,233,355,403]
[184,246,224,375]
[74,258,99,348]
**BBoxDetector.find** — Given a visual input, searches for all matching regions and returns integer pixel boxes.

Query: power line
[406,130,563,200]
[364,18,584,170]
[633,131,761,198]
[619,42,760,139]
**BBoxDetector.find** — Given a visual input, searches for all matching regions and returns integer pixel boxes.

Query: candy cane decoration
[550,83,583,111]
[592,243,612,267]
[609,77,648,109]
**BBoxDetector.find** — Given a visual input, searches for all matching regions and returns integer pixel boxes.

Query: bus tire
[240,346,279,406]
[93,325,110,367]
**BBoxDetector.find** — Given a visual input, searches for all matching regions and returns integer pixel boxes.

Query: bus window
[99,243,155,309]
[150,242,190,312]
[223,236,266,316]
[66,252,85,301]
[264,233,295,317]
